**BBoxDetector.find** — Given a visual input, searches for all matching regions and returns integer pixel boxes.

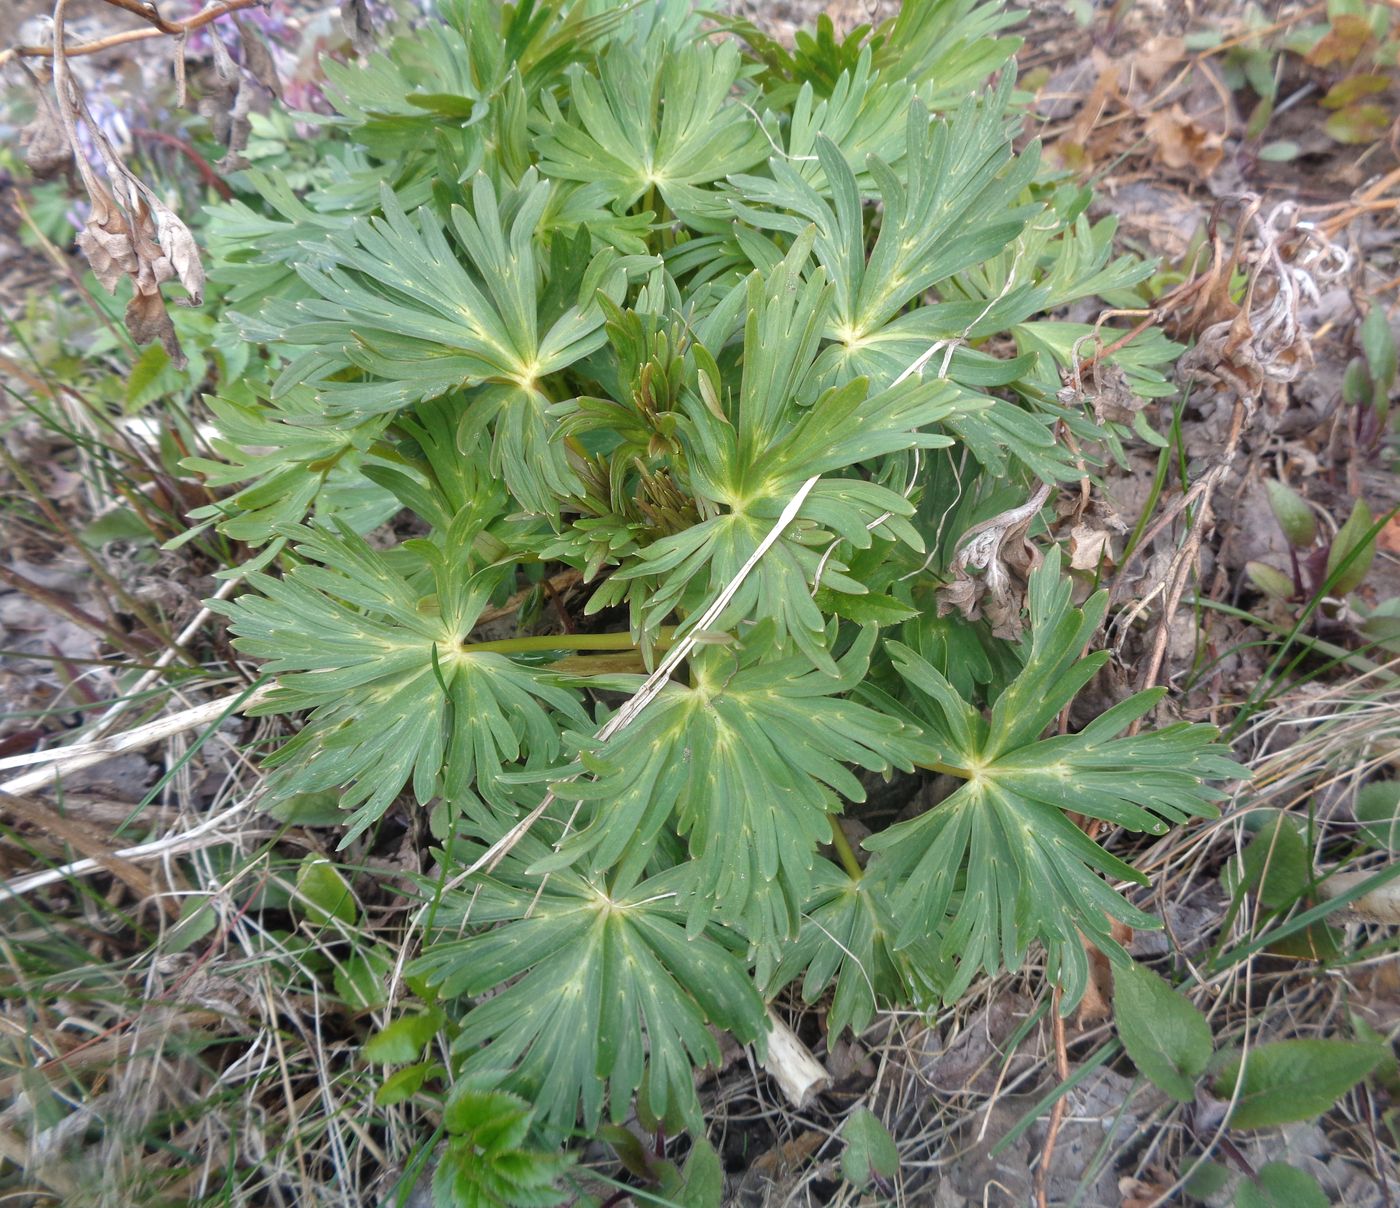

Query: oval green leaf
[1213,1038,1384,1129]
[294,855,358,928]
[1113,962,1212,1102]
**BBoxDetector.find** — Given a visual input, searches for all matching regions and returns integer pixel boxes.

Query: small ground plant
[182,0,1244,1196]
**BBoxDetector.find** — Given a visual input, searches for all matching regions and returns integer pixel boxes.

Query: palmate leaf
[733,75,1040,381]
[409,839,766,1134]
[269,173,636,513]
[931,190,1160,337]
[205,165,359,313]
[534,37,768,218]
[763,860,945,1040]
[598,235,978,668]
[936,198,1176,409]
[213,511,587,843]
[776,48,915,191]
[182,384,396,551]
[321,19,485,152]
[872,0,1023,107]
[533,626,921,964]
[864,549,1242,1005]
[1014,320,1182,401]
[961,207,1155,318]
[729,0,1018,114]
[730,82,1075,481]
[323,0,628,155]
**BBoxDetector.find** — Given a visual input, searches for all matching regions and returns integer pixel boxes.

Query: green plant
[1114,958,1389,1206]
[1198,0,1400,160]
[433,1082,574,1208]
[1345,302,1398,437]
[186,0,1241,1191]
[1246,479,1380,611]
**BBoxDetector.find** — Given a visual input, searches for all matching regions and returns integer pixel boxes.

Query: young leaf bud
[1325,499,1377,597]
[1342,357,1372,406]
[1264,479,1317,548]
[1361,305,1397,396]
[1246,561,1296,602]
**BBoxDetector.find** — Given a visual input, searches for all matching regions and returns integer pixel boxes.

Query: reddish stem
[134,128,233,200]
[7,0,263,61]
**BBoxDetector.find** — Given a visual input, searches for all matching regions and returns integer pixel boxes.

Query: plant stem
[133,128,232,200]
[915,759,975,779]
[828,816,864,881]
[97,0,182,35]
[462,627,675,657]
[4,0,263,63]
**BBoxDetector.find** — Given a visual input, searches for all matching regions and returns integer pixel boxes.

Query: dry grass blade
[0,795,255,900]
[0,789,178,917]
[0,683,270,788]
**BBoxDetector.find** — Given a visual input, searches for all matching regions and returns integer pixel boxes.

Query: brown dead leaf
[749,1128,824,1178]
[1305,13,1373,68]
[234,15,282,100]
[1051,52,1127,172]
[199,25,242,148]
[1378,514,1400,555]
[21,91,73,180]
[1179,305,1267,399]
[50,28,205,367]
[77,205,141,294]
[217,79,260,172]
[923,994,1036,1094]
[78,188,204,367]
[1075,920,1134,1027]
[1129,34,1185,89]
[126,289,185,366]
[1077,950,1114,1026]
[151,198,205,301]
[1069,522,1115,571]
[1164,198,1347,412]
[1144,104,1224,175]
[1120,1173,1175,1208]
[341,0,376,51]
[1082,359,1147,427]
[1159,199,1257,340]
[937,485,1051,639]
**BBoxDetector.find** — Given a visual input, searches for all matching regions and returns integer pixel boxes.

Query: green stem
[1118,434,1172,568]
[828,815,863,881]
[915,759,975,779]
[1187,595,1397,684]
[462,627,676,657]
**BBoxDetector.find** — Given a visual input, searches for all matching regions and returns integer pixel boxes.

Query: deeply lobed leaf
[215,516,587,842]
[865,550,1242,1004]
[537,627,921,965]
[410,843,766,1133]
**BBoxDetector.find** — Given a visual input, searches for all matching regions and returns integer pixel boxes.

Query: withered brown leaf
[125,289,184,366]
[233,15,282,100]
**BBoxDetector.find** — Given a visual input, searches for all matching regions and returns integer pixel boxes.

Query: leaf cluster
[189,0,1239,1174]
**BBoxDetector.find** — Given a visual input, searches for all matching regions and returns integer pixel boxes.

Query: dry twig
[0,0,263,65]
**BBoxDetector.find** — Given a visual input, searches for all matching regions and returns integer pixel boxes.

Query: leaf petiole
[828,816,864,881]
[914,759,975,779]
[461,627,676,657]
